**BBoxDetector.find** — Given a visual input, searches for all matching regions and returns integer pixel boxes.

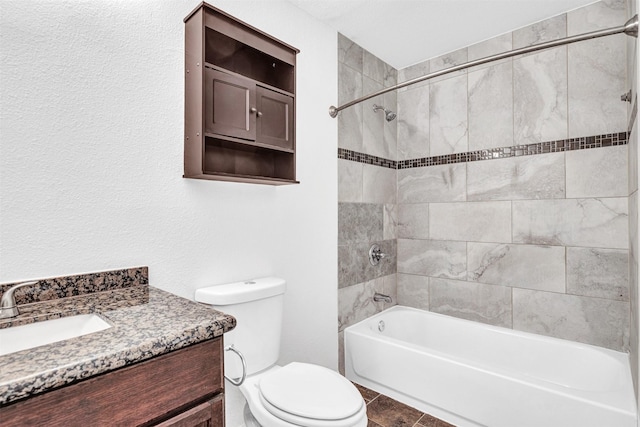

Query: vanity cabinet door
[205,68,256,141]
[256,86,294,150]
[154,395,223,427]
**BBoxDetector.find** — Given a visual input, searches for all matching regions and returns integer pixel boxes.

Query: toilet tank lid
[195,277,286,305]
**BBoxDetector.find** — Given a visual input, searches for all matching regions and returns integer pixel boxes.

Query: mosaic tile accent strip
[339,132,628,170]
[338,148,397,169]
[0,267,149,305]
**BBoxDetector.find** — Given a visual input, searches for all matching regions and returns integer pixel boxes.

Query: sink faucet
[0,281,38,319]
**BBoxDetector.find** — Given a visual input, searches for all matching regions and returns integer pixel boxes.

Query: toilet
[195,277,367,427]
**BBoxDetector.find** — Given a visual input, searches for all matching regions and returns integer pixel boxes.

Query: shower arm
[329,14,638,118]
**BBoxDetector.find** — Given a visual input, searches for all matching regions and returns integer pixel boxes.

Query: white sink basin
[0,313,112,356]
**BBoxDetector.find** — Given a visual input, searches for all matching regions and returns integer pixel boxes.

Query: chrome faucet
[373,292,392,304]
[0,281,38,319]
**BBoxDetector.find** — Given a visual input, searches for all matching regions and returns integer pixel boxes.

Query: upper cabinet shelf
[184,2,299,185]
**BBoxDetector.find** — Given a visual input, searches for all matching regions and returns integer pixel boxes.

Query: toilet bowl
[241,363,367,427]
[195,277,367,427]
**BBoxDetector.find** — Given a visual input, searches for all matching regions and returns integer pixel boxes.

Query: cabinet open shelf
[184,3,299,185]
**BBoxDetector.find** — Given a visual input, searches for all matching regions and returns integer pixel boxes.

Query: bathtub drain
[378,320,385,332]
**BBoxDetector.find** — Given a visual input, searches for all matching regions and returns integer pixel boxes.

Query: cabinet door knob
[257,111,263,117]
[249,107,257,113]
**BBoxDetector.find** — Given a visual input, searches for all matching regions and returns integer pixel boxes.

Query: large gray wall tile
[429,48,468,83]
[339,239,396,288]
[512,198,629,248]
[468,243,566,292]
[566,146,628,198]
[338,32,363,72]
[397,239,466,279]
[383,204,398,240]
[338,203,383,245]
[363,164,396,204]
[513,288,629,350]
[338,278,379,332]
[338,159,362,203]
[398,86,430,160]
[397,273,429,310]
[430,75,468,155]
[398,163,466,204]
[468,62,514,150]
[430,201,512,243]
[398,203,429,239]
[338,63,363,152]
[567,247,629,301]
[513,47,568,144]
[629,124,638,195]
[363,76,386,159]
[467,33,512,66]
[567,0,627,35]
[512,14,567,49]
[430,278,512,327]
[467,153,565,201]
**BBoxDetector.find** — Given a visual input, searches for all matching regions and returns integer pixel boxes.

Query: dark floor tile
[354,382,380,402]
[368,421,384,427]
[416,413,457,427]
[366,394,424,427]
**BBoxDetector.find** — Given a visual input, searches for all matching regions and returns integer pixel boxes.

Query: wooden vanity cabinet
[184,3,299,185]
[1,338,224,427]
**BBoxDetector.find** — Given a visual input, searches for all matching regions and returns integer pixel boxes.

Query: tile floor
[354,384,456,427]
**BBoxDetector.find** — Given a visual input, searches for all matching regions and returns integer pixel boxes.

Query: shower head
[373,104,397,122]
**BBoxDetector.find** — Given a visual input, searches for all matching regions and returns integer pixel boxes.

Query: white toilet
[195,277,367,427]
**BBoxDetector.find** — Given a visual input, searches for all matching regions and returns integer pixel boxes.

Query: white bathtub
[345,306,636,427]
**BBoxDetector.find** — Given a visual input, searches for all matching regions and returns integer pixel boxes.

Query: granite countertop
[0,277,235,406]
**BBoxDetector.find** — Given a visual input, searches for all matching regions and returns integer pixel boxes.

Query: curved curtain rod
[329,15,639,118]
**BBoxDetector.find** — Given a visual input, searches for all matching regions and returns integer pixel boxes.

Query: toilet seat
[258,362,365,426]
[240,364,368,427]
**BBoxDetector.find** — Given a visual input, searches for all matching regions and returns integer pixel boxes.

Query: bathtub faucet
[373,292,392,303]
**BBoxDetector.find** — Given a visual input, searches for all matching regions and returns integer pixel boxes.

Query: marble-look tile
[429,201,512,243]
[397,273,429,310]
[629,115,638,194]
[383,62,397,89]
[338,33,363,72]
[338,330,345,375]
[467,153,565,201]
[467,243,566,292]
[468,33,512,63]
[338,202,383,245]
[397,239,466,279]
[383,89,397,161]
[363,49,387,85]
[429,48,468,83]
[567,247,629,301]
[380,273,398,310]
[397,85,430,160]
[513,14,567,49]
[512,198,629,249]
[338,159,362,203]
[567,0,627,35]
[398,59,430,89]
[468,62,514,150]
[568,36,626,138]
[513,46,568,145]
[566,146,628,198]
[383,204,397,240]
[430,75,468,155]
[363,164,397,204]
[363,76,386,158]
[430,278,512,328]
[513,288,629,351]
[338,63,363,152]
[398,163,466,204]
[338,279,379,331]
[398,203,429,239]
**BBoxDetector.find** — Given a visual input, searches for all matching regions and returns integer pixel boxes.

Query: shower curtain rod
[329,15,639,118]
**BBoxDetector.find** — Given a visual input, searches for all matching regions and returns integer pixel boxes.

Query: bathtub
[344,306,636,427]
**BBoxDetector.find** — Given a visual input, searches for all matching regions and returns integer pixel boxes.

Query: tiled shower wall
[339,0,633,363]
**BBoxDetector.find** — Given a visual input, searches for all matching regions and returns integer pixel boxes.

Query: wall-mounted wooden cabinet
[184,3,299,185]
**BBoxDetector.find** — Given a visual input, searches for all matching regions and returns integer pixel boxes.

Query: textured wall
[338,0,631,354]
[0,1,338,424]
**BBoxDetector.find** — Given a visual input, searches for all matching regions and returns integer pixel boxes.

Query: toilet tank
[195,277,286,379]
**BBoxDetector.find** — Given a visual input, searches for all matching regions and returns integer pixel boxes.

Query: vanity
[0,267,235,426]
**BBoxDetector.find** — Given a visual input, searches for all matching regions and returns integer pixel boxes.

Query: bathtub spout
[373,292,392,303]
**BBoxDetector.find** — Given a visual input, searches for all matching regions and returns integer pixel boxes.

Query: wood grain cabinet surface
[184,3,299,185]
[0,338,224,427]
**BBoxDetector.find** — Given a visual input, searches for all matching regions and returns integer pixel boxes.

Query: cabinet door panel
[154,395,223,427]
[205,69,256,140]
[256,86,293,150]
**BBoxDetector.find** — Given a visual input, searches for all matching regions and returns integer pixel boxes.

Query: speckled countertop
[0,271,235,406]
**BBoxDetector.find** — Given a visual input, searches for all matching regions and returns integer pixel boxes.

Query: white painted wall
[0,1,337,421]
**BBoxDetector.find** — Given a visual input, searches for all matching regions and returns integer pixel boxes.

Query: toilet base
[244,402,261,427]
